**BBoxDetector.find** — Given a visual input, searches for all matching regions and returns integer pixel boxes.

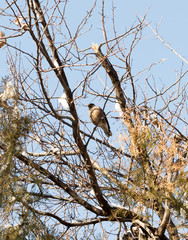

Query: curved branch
[22,204,135,228]
[28,0,113,215]
[0,142,104,216]
[92,43,134,131]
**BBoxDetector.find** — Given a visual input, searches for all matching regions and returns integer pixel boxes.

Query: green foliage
[0,217,59,239]
[0,79,59,239]
[0,78,31,207]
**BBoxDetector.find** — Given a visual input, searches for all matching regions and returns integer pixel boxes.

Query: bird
[87,103,112,137]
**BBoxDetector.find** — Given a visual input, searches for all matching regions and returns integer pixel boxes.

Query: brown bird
[88,103,112,137]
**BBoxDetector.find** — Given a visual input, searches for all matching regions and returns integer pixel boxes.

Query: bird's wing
[89,105,112,137]
[103,114,111,131]
[89,106,105,125]
[94,107,111,131]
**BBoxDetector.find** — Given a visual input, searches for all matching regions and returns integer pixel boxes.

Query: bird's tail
[104,129,112,137]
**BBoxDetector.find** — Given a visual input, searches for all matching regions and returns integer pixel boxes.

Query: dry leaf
[0,32,6,48]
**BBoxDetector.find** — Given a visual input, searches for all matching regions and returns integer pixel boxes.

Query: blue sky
[1,0,188,84]
[0,1,187,238]
[1,0,188,139]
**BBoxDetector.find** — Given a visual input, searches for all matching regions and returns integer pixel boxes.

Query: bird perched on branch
[88,103,112,137]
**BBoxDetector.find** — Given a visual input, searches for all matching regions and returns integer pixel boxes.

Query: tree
[0,0,187,239]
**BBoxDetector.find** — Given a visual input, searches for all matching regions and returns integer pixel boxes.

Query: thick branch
[28,1,112,214]
[157,203,171,237]
[154,201,180,240]
[92,43,134,130]
[23,204,134,228]
[0,142,103,216]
